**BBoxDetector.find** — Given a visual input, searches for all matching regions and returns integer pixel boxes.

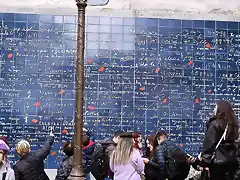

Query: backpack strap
[2,172,6,180]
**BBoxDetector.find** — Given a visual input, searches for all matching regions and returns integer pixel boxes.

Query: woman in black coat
[14,133,55,180]
[200,100,239,180]
[142,135,160,180]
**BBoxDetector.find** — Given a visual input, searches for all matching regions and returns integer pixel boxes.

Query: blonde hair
[110,137,133,165]
[16,140,30,156]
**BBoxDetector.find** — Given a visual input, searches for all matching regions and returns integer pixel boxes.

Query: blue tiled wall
[0,13,239,168]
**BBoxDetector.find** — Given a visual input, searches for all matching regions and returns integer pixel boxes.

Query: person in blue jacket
[55,128,95,180]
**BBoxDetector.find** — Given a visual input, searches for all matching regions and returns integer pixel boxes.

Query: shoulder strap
[130,161,142,175]
[215,124,228,150]
[2,172,6,180]
[209,124,228,162]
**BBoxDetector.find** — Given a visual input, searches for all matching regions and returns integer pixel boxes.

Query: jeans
[85,173,90,180]
[104,178,112,180]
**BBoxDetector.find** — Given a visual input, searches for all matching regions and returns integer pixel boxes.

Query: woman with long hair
[143,135,160,180]
[0,137,14,180]
[110,132,144,180]
[200,100,239,180]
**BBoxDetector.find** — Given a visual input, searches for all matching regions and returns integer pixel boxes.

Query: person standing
[0,138,15,180]
[92,131,123,180]
[155,131,190,180]
[55,142,74,180]
[14,132,55,180]
[109,132,144,180]
[142,135,159,180]
[200,100,239,180]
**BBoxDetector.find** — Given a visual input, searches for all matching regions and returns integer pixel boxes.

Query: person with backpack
[55,142,74,180]
[82,132,95,180]
[55,131,94,180]
[0,137,14,180]
[155,131,190,180]
[91,131,123,180]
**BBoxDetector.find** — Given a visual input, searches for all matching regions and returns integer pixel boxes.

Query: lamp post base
[67,176,85,180]
[67,166,85,180]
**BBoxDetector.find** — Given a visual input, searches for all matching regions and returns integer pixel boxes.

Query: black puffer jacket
[234,141,240,179]
[144,152,160,180]
[201,117,237,166]
[99,138,116,178]
[99,138,116,157]
[14,135,54,180]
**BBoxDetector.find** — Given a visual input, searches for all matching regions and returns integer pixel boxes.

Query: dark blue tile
[28,23,39,30]
[27,14,39,22]
[205,21,215,28]
[39,23,53,31]
[53,16,63,23]
[147,26,158,35]
[52,23,63,31]
[15,13,27,21]
[5,22,14,29]
[182,20,193,28]
[193,20,204,28]
[147,18,158,26]
[3,13,14,22]
[15,30,26,38]
[159,19,170,27]
[216,21,227,29]
[228,29,238,37]
[15,22,27,29]
[27,31,39,39]
[135,18,148,26]
[159,27,170,36]
[135,26,147,34]
[0,13,2,21]
[228,21,238,29]
[170,19,181,27]
[40,15,53,22]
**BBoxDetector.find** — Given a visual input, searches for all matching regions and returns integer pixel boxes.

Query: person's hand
[49,128,54,137]
[143,158,149,164]
[204,167,210,177]
[186,156,196,164]
[196,165,204,171]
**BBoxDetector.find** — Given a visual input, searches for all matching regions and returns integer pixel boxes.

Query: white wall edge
[0,7,240,21]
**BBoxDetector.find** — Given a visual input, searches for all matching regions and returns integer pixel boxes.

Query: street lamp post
[68,0,109,179]
[68,0,87,180]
